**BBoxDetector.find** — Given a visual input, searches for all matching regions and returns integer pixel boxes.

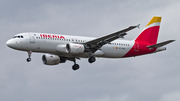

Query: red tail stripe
[135,26,160,44]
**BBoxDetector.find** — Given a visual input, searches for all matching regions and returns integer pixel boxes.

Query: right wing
[85,24,140,53]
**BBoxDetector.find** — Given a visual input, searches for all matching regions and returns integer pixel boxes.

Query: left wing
[85,24,140,53]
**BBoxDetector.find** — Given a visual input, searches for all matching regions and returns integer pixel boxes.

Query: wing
[85,24,140,53]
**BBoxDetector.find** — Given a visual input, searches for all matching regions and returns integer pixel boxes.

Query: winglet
[137,24,140,29]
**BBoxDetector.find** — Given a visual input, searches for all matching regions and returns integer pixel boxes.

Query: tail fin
[135,16,162,44]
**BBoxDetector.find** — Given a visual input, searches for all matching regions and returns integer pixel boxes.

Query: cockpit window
[13,35,24,38]
[13,36,17,38]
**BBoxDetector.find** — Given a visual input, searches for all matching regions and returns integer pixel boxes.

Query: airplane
[6,16,175,70]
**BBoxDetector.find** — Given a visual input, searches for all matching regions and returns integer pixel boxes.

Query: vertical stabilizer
[135,16,161,44]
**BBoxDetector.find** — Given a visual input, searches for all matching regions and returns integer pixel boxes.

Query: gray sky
[1,0,180,101]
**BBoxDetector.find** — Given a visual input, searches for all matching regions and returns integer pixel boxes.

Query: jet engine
[42,54,66,65]
[66,43,85,54]
[56,44,68,53]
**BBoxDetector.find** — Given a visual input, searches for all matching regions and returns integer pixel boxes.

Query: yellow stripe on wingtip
[146,16,162,27]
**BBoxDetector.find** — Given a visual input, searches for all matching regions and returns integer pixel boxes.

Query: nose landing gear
[27,51,32,62]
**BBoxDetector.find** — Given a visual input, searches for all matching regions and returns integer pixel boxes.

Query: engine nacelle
[66,43,85,54]
[42,54,66,65]
[56,44,68,53]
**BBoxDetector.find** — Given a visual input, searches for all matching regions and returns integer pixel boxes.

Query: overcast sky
[1,0,180,101]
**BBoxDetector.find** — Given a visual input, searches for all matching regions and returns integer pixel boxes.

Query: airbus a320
[6,16,175,70]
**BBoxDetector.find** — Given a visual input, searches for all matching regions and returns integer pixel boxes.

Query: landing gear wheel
[27,58,31,62]
[72,64,80,71]
[27,51,32,62]
[88,56,96,63]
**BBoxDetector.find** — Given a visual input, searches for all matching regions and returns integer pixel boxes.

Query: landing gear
[88,56,96,63]
[72,64,80,70]
[71,58,80,71]
[26,51,32,62]
[26,58,31,62]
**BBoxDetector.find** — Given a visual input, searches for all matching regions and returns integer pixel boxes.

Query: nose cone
[6,39,14,48]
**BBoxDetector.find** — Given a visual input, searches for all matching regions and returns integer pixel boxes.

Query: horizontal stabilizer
[147,40,175,49]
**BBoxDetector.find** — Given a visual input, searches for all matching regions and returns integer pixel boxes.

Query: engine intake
[42,54,66,65]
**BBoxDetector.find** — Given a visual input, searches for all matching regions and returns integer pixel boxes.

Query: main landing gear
[26,51,32,62]
[72,64,80,71]
[88,52,96,63]
[71,56,96,71]
[72,58,80,71]
[88,56,96,63]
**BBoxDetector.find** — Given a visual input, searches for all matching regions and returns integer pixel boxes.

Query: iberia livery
[6,16,175,70]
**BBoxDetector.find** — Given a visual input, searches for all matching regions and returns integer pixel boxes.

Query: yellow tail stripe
[146,16,161,27]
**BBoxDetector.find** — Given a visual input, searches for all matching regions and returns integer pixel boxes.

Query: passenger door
[29,33,35,43]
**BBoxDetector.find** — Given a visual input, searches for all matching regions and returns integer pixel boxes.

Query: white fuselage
[6,32,135,58]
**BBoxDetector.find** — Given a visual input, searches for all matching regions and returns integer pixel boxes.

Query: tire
[26,58,31,62]
[88,57,96,63]
[72,64,80,70]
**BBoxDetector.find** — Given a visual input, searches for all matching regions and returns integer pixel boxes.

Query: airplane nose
[6,39,14,48]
